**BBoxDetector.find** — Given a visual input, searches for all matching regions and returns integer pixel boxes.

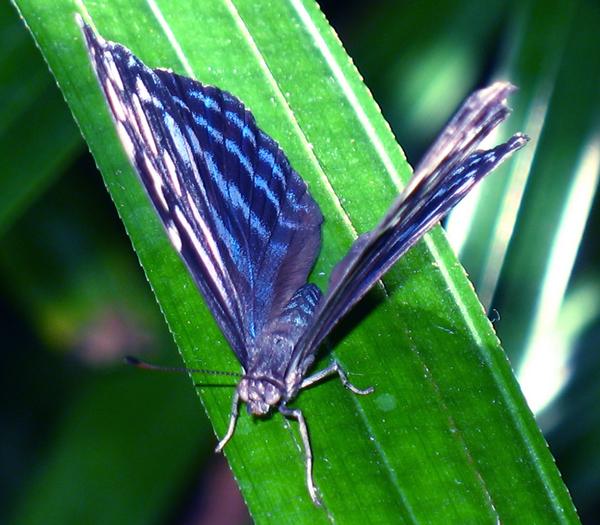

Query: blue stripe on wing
[80,22,323,366]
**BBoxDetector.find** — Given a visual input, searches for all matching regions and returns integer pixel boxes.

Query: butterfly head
[238,376,285,416]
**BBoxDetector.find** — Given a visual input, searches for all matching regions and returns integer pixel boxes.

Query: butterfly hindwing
[80,22,323,367]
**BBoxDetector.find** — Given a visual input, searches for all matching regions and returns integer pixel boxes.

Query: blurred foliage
[1,0,598,523]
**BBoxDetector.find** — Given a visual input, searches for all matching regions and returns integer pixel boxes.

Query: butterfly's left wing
[79,20,323,367]
[289,83,528,374]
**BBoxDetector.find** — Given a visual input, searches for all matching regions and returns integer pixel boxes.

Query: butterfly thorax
[238,283,323,415]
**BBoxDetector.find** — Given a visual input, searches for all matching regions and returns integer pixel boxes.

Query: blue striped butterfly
[78,17,528,506]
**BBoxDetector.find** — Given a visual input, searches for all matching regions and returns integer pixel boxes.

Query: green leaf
[0,2,82,235]
[13,0,580,522]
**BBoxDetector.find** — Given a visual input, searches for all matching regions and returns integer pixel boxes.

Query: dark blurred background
[1,0,598,523]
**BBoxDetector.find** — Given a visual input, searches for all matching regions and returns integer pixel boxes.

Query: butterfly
[78,16,528,506]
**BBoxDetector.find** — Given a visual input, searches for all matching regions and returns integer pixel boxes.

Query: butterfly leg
[215,391,240,453]
[300,360,374,396]
[279,404,321,506]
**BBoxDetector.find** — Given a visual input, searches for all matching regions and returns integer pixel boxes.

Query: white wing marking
[173,205,229,303]
[132,94,158,156]
[143,154,168,210]
[163,150,182,196]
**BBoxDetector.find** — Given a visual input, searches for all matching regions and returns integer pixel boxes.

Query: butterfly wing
[289,83,528,374]
[80,21,323,367]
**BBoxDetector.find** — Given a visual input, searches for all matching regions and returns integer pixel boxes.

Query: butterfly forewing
[153,70,323,346]
[407,82,515,197]
[289,85,528,371]
[80,22,322,367]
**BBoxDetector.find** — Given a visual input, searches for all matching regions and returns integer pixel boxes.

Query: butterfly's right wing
[80,20,323,366]
[290,83,528,373]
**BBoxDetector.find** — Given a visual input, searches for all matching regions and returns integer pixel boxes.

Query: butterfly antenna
[124,356,243,378]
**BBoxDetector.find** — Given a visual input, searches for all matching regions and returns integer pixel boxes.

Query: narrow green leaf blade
[12,0,580,522]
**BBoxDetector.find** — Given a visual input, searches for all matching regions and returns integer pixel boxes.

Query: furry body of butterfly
[78,15,528,506]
